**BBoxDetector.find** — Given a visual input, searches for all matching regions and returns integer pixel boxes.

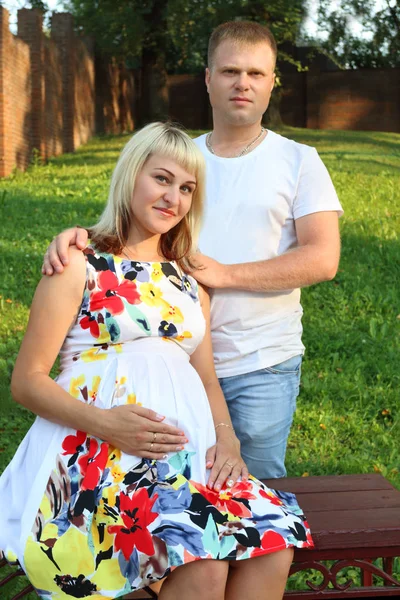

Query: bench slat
[264,474,395,494]
[294,545,400,561]
[304,507,400,549]
[294,489,400,512]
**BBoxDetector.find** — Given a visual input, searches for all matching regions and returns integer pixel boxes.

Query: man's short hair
[208,21,278,70]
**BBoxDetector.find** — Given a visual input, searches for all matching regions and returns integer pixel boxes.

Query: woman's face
[129,154,197,240]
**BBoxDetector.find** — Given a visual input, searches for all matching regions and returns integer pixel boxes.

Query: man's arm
[42,227,89,275]
[191,211,341,292]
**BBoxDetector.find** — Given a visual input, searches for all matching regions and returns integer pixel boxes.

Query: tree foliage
[63,1,164,65]
[316,0,400,68]
[63,0,308,123]
[166,0,306,73]
[65,0,307,73]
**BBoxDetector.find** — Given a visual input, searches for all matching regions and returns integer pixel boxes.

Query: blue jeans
[219,355,302,480]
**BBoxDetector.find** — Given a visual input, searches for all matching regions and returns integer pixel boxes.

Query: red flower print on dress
[80,314,100,338]
[62,430,87,456]
[90,270,140,315]
[77,437,109,490]
[108,488,159,560]
[259,488,284,506]
[61,430,88,468]
[191,480,257,518]
[251,530,287,557]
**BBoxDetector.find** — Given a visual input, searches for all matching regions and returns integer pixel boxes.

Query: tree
[0,0,48,9]
[66,0,308,124]
[65,0,170,123]
[166,0,306,73]
[315,0,400,68]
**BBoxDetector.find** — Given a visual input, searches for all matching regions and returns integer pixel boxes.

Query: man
[43,21,342,480]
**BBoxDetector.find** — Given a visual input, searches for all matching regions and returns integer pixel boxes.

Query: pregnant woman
[0,122,312,600]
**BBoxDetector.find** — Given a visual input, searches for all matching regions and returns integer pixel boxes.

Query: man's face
[205,40,276,128]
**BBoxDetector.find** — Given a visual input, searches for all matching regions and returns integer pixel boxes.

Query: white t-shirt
[194,130,343,378]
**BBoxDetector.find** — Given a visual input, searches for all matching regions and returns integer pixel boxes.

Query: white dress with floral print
[0,247,313,599]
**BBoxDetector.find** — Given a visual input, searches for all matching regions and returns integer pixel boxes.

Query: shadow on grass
[28,135,131,173]
[321,155,400,176]
[281,126,400,156]
[49,150,120,168]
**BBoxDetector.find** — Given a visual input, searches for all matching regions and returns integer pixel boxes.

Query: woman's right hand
[98,404,188,459]
[42,227,88,275]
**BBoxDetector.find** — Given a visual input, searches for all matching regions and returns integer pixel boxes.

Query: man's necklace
[205,127,265,158]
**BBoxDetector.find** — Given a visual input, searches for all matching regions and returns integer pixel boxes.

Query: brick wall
[166,69,400,134]
[0,8,31,177]
[0,7,135,178]
[43,36,63,159]
[51,13,96,152]
[17,9,46,159]
[95,57,136,135]
[168,74,211,130]
[306,69,400,132]
[280,72,307,128]
[73,37,95,148]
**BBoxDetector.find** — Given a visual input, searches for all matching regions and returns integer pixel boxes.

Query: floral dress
[0,246,313,599]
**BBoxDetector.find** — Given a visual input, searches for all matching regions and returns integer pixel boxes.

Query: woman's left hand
[205,428,249,491]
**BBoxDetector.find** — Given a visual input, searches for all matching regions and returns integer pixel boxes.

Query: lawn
[0,126,399,597]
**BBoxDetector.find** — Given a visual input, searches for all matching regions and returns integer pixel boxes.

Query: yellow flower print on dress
[80,347,108,363]
[90,500,117,552]
[160,301,184,324]
[111,464,125,484]
[106,447,121,467]
[97,322,112,344]
[176,331,193,342]
[69,374,101,404]
[151,263,163,282]
[104,450,124,508]
[128,392,141,405]
[69,374,85,399]
[24,526,123,597]
[4,549,18,564]
[103,483,119,508]
[89,375,101,403]
[140,282,164,307]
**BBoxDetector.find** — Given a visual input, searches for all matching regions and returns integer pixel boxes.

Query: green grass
[0,127,399,597]
[280,128,400,484]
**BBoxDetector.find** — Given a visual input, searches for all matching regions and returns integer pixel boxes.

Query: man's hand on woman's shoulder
[42,227,89,275]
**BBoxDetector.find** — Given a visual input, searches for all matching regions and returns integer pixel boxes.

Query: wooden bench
[269,473,400,599]
[2,473,400,599]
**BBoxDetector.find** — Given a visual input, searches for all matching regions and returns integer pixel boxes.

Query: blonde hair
[90,122,205,271]
[208,21,277,70]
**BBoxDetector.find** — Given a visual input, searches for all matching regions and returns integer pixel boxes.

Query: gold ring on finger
[226,462,234,469]
[150,442,154,451]
[152,432,157,443]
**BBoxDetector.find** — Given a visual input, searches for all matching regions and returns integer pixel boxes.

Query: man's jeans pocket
[263,354,302,375]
